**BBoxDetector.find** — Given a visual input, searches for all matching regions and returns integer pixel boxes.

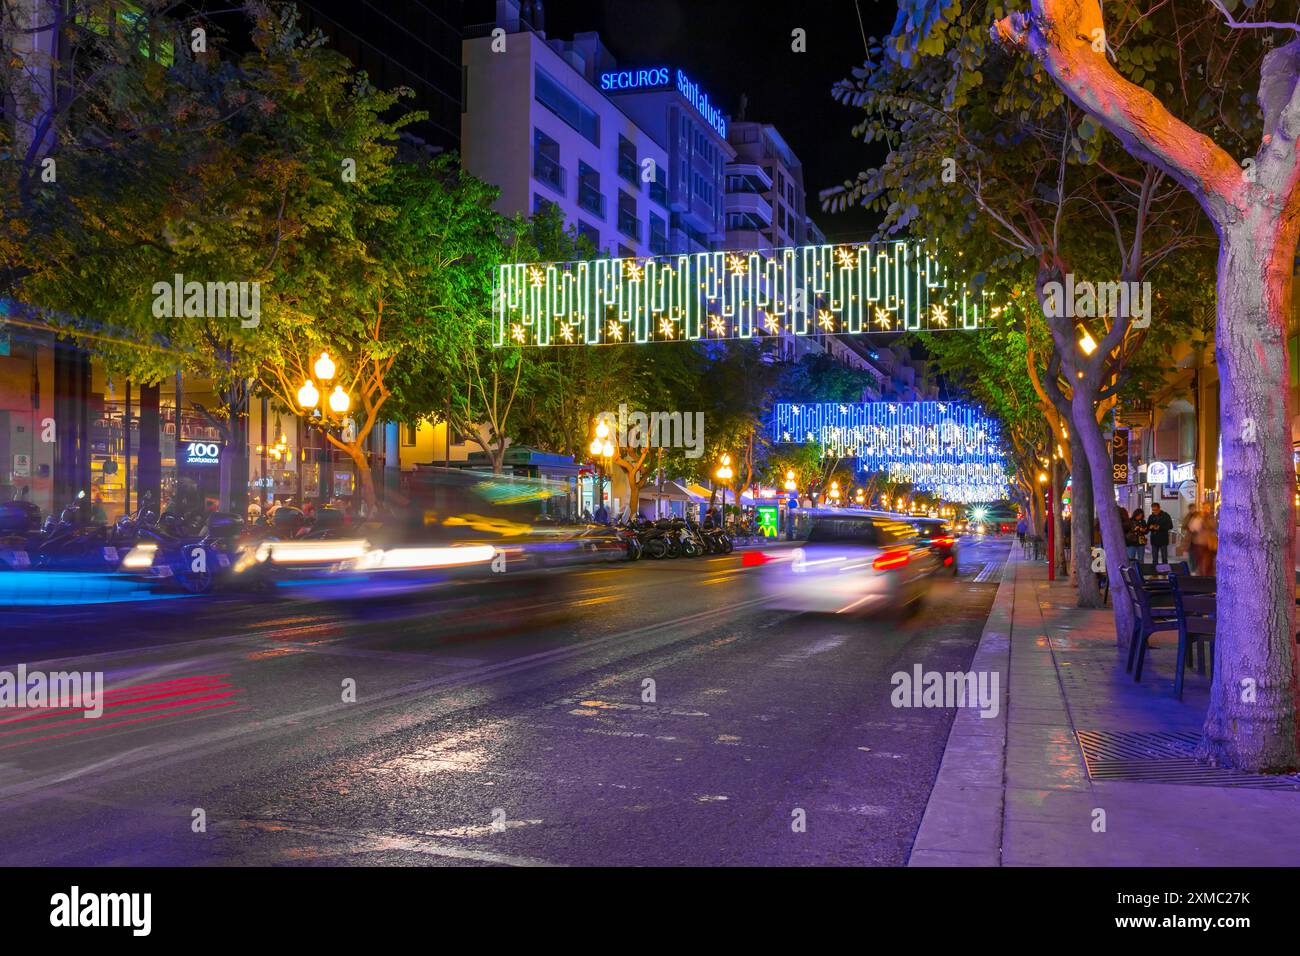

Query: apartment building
[462,6,667,259]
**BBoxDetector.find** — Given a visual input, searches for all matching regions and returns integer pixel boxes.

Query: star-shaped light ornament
[818,310,836,332]
[607,321,624,341]
[658,317,676,339]
[510,323,526,344]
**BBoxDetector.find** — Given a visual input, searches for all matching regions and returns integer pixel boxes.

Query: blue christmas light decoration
[771,401,1011,503]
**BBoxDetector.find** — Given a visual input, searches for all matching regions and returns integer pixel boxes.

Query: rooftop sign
[598,67,727,138]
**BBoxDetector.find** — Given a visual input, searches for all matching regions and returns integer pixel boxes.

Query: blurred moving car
[763,509,938,618]
[911,517,959,575]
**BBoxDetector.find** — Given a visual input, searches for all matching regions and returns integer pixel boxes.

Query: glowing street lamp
[328,385,351,414]
[716,453,734,522]
[297,379,320,411]
[314,351,336,382]
[589,417,617,519]
[784,468,797,493]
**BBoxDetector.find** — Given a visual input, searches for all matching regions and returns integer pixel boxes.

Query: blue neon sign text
[599,67,727,139]
[600,67,670,91]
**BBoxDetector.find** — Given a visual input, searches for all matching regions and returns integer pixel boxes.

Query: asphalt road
[0,535,1011,866]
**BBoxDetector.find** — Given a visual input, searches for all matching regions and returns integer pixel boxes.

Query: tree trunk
[1072,382,1135,646]
[1070,427,1103,607]
[346,443,377,516]
[1196,224,1300,771]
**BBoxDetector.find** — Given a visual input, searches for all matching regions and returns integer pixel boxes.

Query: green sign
[756,505,779,538]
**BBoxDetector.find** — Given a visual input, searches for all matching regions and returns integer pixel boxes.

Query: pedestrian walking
[1016,516,1027,551]
[1185,506,1203,572]
[1146,502,1173,565]
[594,501,609,525]
[1195,510,1219,576]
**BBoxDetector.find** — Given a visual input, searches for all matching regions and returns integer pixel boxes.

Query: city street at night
[0,538,1008,867]
[3,0,1300,938]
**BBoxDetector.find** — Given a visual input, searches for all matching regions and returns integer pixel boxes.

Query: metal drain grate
[1077,730,1300,789]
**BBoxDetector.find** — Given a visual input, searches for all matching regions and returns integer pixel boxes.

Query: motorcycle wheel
[175,569,215,594]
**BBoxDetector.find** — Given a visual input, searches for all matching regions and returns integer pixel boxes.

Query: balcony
[578,183,605,218]
[617,209,640,242]
[649,180,668,209]
[725,191,772,225]
[649,229,668,255]
[533,153,566,197]
[618,155,639,185]
[726,161,773,190]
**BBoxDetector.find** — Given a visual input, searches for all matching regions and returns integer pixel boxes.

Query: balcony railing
[618,155,639,185]
[649,230,668,255]
[578,183,605,217]
[533,153,566,196]
[617,210,640,242]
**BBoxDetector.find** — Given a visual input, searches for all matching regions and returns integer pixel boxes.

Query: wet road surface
[0,536,1011,865]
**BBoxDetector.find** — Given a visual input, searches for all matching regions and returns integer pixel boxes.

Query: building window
[649,212,667,255]
[577,220,600,251]
[618,135,638,185]
[578,161,604,218]
[649,163,668,208]
[402,424,418,446]
[617,190,639,242]
[533,129,565,196]
[534,67,599,145]
[533,193,558,215]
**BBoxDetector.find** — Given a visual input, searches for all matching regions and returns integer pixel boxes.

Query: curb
[906,552,1016,866]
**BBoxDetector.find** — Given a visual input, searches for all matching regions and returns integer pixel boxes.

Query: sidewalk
[910,549,1300,866]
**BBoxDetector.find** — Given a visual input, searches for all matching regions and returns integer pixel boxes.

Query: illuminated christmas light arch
[771,401,1012,503]
[494,241,998,347]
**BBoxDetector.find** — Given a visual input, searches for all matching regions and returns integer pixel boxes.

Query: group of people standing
[1119,502,1216,575]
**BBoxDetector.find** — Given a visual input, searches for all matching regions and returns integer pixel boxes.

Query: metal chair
[1121,564,1180,681]
[1168,573,1216,700]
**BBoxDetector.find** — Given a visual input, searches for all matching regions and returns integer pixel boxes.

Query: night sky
[539,0,896,242]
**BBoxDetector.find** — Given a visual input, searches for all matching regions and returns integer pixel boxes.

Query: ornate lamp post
[715,453,734,526]
[588,417,616,521]
[294,351,354,505]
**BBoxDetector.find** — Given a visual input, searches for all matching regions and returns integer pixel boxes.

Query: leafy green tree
[988,0,1300,772]
[823,0,1213,627]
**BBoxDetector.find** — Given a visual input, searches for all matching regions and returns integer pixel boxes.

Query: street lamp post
[1039,470,1054,581]
[294,352,354,506]
[588,417,616,522]
[716,453,734,528]
[783,469,797,539]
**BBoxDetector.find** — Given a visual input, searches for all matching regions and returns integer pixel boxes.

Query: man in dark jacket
[1147,503,1174,565]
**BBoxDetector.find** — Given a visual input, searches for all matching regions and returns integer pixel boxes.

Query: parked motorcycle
[31,492,120,572]
[0,494,42,570]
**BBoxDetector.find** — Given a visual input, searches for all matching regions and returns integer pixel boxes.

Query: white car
[764,510,938,617]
